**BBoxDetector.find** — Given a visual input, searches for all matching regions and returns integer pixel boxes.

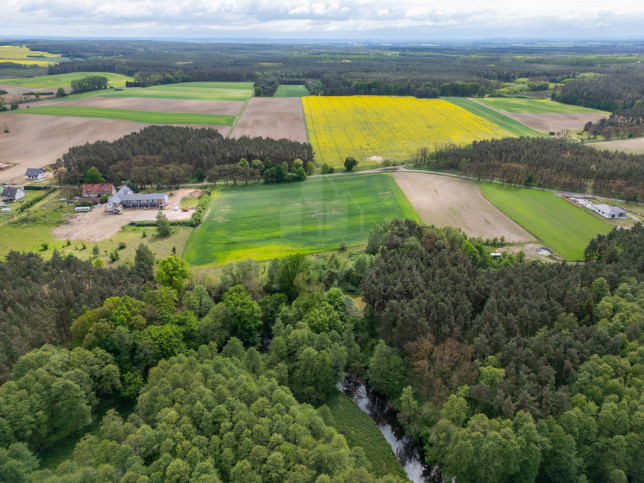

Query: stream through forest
[340,376,442,483]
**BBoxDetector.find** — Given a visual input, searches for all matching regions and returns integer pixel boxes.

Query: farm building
[589,203,627,219]
[82,183,115,202]
[106,185,169,213]
[1,187,25,202]
[25,168,46,181]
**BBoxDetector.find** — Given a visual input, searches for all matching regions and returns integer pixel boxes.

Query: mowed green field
[275,85,310,97]
[183,174,419,265]
[104,82,254,101]
[481,184,611,260]
[1,72,132,88]
[477,97,608,114]
[443,97,542,137]
[17,106,235,125]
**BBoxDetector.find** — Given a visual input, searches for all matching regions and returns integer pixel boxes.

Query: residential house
[82,183,116,202]
[2,187,25,202]
[25,168,46,181]
[589,203,627,219]
[106,185,169,213]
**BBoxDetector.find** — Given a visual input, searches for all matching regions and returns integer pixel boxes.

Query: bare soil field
[392,171,534,243]
[231,97,307,143]
[468,99,605,132]
[0,84,62,103]
[52,189,199,241]
[29,97,244,115]
[0,113,228,183]
[592,137,644,154]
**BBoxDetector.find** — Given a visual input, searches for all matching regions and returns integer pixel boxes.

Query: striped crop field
[302,96,513,168]
[1,72,132,88]
[17,106,235,125]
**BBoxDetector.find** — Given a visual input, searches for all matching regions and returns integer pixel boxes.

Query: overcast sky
[3,0,644,40]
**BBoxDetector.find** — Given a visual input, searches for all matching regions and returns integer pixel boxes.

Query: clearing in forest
[231,97,308,143]
[275,85,310,97]
[302,96,513,168]
[183,174,419,265]
[392,171,534,243]
[443,97,542,137]
[1,72,132,88]
[16,106,236,126]
[481,184,611,260]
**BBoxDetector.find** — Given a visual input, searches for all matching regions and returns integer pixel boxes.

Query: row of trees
[55,126,313,187]
[424,137,644,201]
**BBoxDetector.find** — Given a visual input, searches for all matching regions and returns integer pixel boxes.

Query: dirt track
[52,189,198,241]
[392,171,534,243]
[231,97,307,142]
[0,113,229,183]
[29,97,244,115]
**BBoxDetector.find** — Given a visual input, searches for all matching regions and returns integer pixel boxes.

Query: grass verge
[481,184,611,260]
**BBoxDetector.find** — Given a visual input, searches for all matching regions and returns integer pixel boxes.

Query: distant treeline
[423,137,644,201]
[553,73,644,111]
[584,105,644,140]
[55,126,313,186]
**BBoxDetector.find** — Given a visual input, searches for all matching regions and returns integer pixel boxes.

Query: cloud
[2,0,644,38]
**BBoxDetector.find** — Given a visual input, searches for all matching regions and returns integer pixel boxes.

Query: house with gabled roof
[106,185,169,213]
[82,183,115,202]
[2,187,25,202]
[25,168,46,181]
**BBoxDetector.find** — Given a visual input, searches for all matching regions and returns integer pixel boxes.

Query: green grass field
[17,106,235,125]
[183,174,419,265]
[443,97,542,137]
[1,72,132,88]
[103,82,254,101]
[275,85,310,97]
[326,390,407,480]
[481,184,611,260]
[477,97,608,114]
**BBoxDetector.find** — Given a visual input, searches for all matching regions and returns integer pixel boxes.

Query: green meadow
[183,174,419,265]
[18,106,235,125]
[477,97,608,114]
[1,72,132,88]
[443,97,542,137]
[275,85,310,97]
[103,82,254,101]
[481,184,611,260]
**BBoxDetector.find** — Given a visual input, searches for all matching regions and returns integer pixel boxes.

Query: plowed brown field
[231,97,307,143]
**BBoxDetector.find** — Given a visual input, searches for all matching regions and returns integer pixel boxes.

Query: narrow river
[340,377,442,483]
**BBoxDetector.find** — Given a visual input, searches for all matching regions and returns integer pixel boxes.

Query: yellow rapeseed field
[302,96,512,167]
[0,45,61,66]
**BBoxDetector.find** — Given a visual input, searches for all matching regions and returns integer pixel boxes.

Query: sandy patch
[0,113,228,183]
[52,189,199,241]
[592,137,644,154]
[367,155,383,163]
[231,97,307,143]
[27,97,244,115]
[393,171,534,243]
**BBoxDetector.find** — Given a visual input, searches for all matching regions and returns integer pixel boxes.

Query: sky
[3,0,644,40]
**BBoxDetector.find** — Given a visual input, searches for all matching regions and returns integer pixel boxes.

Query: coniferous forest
[0,220,642,482]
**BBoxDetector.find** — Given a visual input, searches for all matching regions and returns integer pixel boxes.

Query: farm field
[0,113,152,184]
[0,72,132,88]
[392,171,534,242]
[0,45,63,65]
[102,82,254,101]
[476,97,607,113]
[303,96,513,168]
[275,84,310,97]
[36,97,244,115]
[231,97,308,142]
[481,184,611,260]
[17,106,236,126]
[443,97,542,137]
[592,137,644,154]
[468,98,607,132]
[183,174,419,265]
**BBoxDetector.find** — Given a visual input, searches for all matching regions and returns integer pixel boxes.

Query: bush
[40,242,49,251]
[109,250,119,262]
[118,242,126,250]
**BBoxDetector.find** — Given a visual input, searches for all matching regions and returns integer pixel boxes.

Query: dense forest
[0,218,642,481]
[423,137,644,201]
[55,126,313,187]
[583,104,644,140]
[553,72,644,111]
